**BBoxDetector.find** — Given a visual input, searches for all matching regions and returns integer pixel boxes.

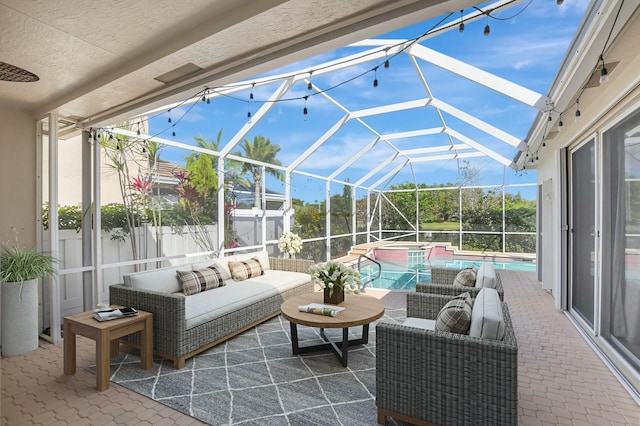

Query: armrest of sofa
[109,284,187,340]
[269,257,315,273]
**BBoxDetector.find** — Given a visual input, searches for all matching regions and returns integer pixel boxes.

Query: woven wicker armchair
[376,292,518,426]
[416,267,505,300]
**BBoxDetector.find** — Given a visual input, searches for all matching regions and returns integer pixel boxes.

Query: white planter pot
[1,279,39,356]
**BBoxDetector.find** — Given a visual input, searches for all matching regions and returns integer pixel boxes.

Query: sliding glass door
[602,111,640,369]
[569,139,596,327]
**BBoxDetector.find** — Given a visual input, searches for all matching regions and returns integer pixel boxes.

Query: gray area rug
[93,308,406,425]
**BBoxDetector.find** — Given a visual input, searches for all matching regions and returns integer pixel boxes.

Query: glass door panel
[570,139,595,327]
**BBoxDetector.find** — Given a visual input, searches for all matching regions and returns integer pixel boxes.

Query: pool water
[359,257,536,290]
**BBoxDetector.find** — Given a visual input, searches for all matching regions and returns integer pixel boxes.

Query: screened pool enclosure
[39,2,560,342]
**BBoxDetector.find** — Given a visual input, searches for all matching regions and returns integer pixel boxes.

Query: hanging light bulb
[384,59,390,69]
[307,81,313,91]
[575,99,581,123]
[459,10,464,33]
[172,131,176,137]
[556,0,564,5]
[558,116,564,132]
[483,15,490,36]
[599,55,609,84]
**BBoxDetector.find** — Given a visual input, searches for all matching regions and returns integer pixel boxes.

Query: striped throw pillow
[435,292,473,334]
[453,267,476,287]
[177,265,226,296]
[228,257,264,281]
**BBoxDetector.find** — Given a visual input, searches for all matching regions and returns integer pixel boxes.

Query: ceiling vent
[154,63,204,84]
[0,62,39,82]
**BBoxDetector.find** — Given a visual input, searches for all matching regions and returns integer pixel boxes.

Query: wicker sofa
[376,291,518,426]
[110,251,314,369]
[417,265,505,300]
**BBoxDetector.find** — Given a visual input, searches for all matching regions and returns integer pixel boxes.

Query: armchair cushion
[435,292,472,334]
[475,262,497,289]
[453,267,476,287]
[403,317,436,330]
[469,287,505,340]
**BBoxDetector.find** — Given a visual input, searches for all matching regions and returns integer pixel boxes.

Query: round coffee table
[281,292,385,366]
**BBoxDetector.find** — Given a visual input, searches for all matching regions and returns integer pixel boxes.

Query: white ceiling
[0,0,481,127]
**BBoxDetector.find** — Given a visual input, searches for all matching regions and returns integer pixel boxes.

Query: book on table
[297,303,345,317]
[92,307,138,321]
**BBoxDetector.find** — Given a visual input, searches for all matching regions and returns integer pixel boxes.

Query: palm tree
[235,136,284,209]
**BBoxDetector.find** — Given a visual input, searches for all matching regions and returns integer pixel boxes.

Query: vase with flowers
[278,232,302,259]
[309,260,362,304]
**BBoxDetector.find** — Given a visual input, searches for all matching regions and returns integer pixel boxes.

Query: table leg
[340,327,349,367]
[63,319,76,375]
[140,314,153,369]
[95,329,110,391]
[290,322,301,355]
[110,339,120,357]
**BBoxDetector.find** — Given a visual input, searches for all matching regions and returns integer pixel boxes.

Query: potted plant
[309,260,362,304]
[1,241,56,356]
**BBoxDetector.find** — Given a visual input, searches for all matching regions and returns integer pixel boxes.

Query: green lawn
[421,221,459,231]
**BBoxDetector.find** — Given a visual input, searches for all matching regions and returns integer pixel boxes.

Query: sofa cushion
[229,250,271,271]
[190,259,232,281]
[453,267,476,287]
[435,292,473,334]
[184,270,310,329]
[403,317,436,330]
[475,263,497,289]
[123,265,183,293]
[177,266,226,296]
[228,257,264,281]
[469,287,505,340]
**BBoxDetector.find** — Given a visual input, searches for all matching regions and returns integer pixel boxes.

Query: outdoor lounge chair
[416,266,505,300]
[376,291,518,425]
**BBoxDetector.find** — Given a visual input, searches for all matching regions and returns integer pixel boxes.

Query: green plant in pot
[1,242,56,356]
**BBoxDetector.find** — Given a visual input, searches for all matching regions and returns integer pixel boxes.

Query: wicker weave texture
[109,257,314,366]
[416,267,505,300]
[377,292,518,426]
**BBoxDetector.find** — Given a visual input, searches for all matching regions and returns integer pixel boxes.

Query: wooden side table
[63,307,153,391]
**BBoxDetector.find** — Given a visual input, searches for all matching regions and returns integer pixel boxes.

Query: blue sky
[147,0,589,202]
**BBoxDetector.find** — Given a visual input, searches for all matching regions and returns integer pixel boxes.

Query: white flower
[308,261,362,296]
[278,232,303,255]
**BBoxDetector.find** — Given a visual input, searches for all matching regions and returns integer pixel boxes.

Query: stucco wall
[536,11,640,308]
[0,106,36,247]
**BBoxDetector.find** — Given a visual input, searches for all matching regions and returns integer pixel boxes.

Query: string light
[556,0,564,5]
[575,98,581,123]
[303,95,309,119]
[459,10,465,33]
[599,54,609,84]
[167,109,172,123]
[249,83,255,100]
[373,66,379,88]
[558,114,564,132]
[484,14,490,36]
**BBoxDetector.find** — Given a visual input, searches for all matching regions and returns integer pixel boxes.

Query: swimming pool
[359,257,536,290]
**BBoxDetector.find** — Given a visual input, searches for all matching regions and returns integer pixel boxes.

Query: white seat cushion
[184,269,309,329]
[403,317,436,331]
[475,263,497,289]
[469,287,505,340]
[123,265,183,293]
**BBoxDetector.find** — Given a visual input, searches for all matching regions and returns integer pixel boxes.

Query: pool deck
[2,270,638,425]
[336,241,536,265]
